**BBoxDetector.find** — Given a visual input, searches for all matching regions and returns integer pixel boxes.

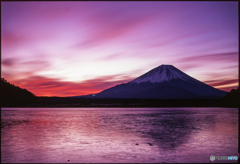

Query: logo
[210,155,238,161]
[210,155,215,161]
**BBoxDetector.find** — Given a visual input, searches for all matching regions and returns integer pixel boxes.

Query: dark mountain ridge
[0,78,36,106]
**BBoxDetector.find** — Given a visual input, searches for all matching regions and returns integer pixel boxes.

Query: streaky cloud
[178,52,238,63]
[11,75,134,97]
[1,58,15,67]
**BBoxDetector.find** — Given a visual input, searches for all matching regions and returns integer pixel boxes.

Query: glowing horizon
[1,2,238,97]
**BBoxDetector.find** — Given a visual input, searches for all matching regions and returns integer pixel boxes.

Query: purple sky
[1,2,238,96]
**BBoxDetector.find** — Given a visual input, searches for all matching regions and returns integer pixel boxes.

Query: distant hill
[222,87,239,107]
[0,78,36,107]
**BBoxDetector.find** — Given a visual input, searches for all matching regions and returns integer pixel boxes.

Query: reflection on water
[1,108,238,163]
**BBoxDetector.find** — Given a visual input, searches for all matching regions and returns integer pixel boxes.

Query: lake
[1,107,238,163]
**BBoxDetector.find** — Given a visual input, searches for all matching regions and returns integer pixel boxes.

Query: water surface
[1,108,238,163]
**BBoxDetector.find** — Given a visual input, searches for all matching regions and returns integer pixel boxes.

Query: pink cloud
[174,52,239,72]
[204,79,238,87]
[98,53,124,61]
[178,52,238,63]
[71,5,155,49]
[11,74,134,97]
[203,79,239,92]
[1,32,33,48]
[1,58,15,67]
[1,57,51,83]
[176,63,203,72]
[1,57,50,70]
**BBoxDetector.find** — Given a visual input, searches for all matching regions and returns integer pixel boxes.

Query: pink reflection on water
[1,108,238,163]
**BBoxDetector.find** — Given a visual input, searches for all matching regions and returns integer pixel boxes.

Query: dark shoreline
[1,97,238,108]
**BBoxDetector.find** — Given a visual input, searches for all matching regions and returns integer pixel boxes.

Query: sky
[1,1,239,97]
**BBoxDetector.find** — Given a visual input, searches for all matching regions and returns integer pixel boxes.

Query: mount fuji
[86,65,227,99]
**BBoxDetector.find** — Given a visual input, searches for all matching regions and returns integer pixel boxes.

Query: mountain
[84,64,227,99]
[0,78,36,106]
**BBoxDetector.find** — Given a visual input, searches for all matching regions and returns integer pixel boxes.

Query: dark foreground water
[1,108,239,163]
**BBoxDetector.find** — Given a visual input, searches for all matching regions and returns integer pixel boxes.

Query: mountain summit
[86,64,227,99]
[130,64,199,84]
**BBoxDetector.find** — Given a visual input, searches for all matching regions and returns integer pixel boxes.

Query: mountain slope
[131,85,203,99]
[85,65,227,99]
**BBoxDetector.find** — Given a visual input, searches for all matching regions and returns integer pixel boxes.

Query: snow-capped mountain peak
[84,64,227,99]
[129,64,196,84]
